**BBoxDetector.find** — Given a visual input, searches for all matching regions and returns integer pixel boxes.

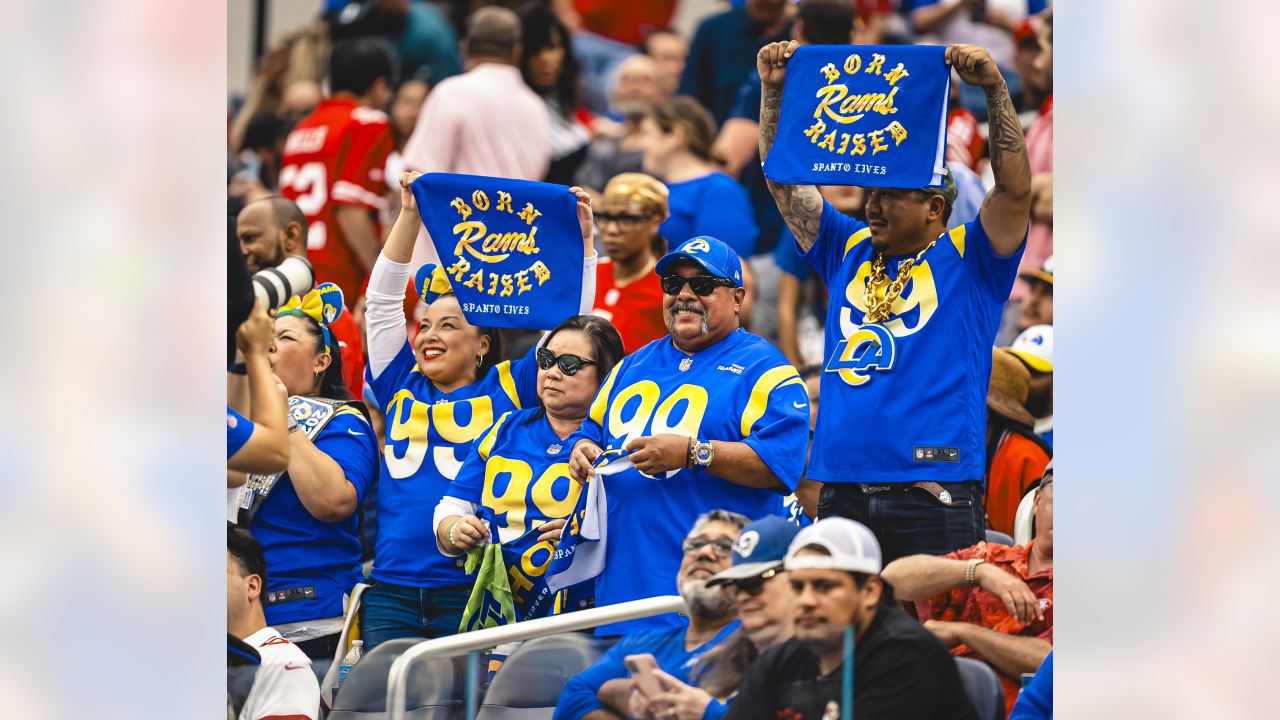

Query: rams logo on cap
[825,323,896,387]
[734,530,760,558]
[682,239,712,255]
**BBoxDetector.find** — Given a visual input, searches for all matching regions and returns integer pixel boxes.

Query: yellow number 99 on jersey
[824,324,897,387]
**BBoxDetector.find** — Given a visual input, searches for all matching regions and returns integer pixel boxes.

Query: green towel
[459,542,517,634]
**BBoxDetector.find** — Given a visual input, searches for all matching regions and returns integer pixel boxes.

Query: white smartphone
[623,653,663,698]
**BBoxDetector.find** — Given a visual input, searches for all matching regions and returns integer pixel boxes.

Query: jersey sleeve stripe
[496,362,521,409]
[477,411,510,460]
[948,225,967,257]
[842,228,873,260]
[588,362,623,427]
[332,180,385,209]
[740,365,804,437]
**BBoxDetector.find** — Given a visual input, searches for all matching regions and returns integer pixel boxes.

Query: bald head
[611,54,663,110]
[464,6,521,64]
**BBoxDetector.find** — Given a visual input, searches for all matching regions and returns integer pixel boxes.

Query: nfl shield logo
[679,358,692,372]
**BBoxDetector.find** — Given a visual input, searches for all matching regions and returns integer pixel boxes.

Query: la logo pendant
[679,357,692,372]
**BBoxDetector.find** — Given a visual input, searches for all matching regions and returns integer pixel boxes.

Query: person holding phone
[553,511,746,720]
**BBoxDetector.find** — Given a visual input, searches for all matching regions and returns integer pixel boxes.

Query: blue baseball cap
[706,516,801,586]
[655,236,744,288]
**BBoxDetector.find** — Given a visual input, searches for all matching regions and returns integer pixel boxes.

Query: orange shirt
[592,260,667,354]
[985,429,1050,535]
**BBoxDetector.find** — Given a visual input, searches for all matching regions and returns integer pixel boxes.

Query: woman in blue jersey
[233,283,379,659]
[360,171,599,647]
[432,314,624,622]
[638,96,760,259]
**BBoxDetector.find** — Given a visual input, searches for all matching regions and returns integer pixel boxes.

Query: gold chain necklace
[862,239,936,324]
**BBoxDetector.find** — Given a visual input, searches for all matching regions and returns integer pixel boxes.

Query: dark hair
[692,628,757,698]
[651,232,668,259]
[648,96,721,164]
[532,315,624,418]
[852,571,898,608]
[329,37,398,96]
[517,2,581,115]
[465,6,522,59]
[638,27,680,55]
[287,313,350,401]
[797,0,856,45]
[228,522,268,589]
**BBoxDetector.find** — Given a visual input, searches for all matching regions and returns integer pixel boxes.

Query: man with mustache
[724,517,978,720]
[554,511,747,720]
[568,236,809,638]
[757,41,1032,565]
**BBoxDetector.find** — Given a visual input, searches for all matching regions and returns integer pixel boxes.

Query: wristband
[965,558,986,585]
[686,436,694,469]
[229,362,248,376]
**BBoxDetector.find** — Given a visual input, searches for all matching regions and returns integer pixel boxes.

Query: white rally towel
[545,450,632,593]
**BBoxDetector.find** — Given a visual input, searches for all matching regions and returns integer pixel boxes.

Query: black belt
[851,481,978,506]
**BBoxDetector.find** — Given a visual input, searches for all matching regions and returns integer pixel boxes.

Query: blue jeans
[818,482,985,566]
[360,581,472,651]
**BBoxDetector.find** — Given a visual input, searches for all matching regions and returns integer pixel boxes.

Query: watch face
[696,444,713,463]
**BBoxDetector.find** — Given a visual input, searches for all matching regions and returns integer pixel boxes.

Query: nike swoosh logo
[347,428,365,436]
[793,402,808,409]
[283,662,308,671]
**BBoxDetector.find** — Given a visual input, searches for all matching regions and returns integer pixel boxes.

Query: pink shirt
[401,63,551,266]
[1011,104,1053,301]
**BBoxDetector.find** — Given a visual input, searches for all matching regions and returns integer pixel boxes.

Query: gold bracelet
[965,558,986,585]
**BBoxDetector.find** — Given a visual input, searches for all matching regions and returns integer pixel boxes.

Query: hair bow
[279,282,345,355]
[416,263,453,305]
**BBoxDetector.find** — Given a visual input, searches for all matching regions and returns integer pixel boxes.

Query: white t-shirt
[239,627,320,720]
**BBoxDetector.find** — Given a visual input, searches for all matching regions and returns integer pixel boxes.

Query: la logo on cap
[683,239,711,254]
[734,530,760,558]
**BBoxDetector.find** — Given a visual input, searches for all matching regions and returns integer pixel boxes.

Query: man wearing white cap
[1006,324,1053,449]
[723,518,978,720]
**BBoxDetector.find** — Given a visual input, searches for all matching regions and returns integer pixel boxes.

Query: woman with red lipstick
[358,171,599,647]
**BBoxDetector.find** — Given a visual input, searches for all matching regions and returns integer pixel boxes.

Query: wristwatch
[691,440,715,468]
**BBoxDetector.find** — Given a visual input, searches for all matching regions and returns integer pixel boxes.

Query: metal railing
[386,595,687,720]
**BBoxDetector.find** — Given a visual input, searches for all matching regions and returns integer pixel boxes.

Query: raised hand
[399,171,423,212]
[945,44,1004,88]
[757,40,799,88]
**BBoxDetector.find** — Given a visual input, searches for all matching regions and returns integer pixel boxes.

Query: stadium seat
[955,656,1005,720]
[328,638,462,720]
[476,633,604,720]
[1013,489,1037,546]
[985,529,1015,546]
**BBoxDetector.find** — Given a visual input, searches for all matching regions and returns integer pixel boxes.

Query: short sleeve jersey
[228,406,253,459]
[592,260,668,353]
[252,405,378,626]
[446,407,592,620]
[804,203,1024,484]
[575,329,809,635]
[280,98,393,302]
[660,173,760,258]
[368,341,538,587]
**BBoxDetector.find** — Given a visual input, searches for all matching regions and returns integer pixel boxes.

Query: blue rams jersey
[447,407,592,620]
[805,202,1024,484]
[368,341,538,587]
[575,329,809,635]
[227,406,253,459]
[252,405,378,625]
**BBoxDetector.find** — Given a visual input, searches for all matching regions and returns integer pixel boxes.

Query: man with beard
[568,236,809,638]
[725,518,978,720]
[554,511,747,720]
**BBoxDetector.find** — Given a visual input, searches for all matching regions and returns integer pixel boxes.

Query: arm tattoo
[760,84,824,253]
[982,81,1032,210]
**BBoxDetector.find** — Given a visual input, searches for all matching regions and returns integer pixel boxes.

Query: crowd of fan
[227,1,1055,718]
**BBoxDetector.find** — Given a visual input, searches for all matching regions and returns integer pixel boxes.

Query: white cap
[783,517,882,575]
[1007,324,1053,373]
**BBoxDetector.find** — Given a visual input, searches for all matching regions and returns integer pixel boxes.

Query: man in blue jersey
[568,235,810,637]
[554,511,745,720]
[756,41,1033,564]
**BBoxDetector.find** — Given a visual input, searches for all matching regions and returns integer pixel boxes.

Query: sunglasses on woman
[659,274,737,296]
[594,212,651,230]
[536,348,597,376]
[729,567,780,597]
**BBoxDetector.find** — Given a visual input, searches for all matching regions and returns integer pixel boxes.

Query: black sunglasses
[594,212,652,229]
[536,348,597,376]
[659,274,737,296]
[682,536,735,557]
[729,567,780,597]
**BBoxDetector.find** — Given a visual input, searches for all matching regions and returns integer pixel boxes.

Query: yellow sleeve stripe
[334,405,371,424]
[496,361,521,409]
[843,227,873,260]
[740,365,803,437]
[588,362,623,427]
[948,225,967,258]
[477,411,510,461]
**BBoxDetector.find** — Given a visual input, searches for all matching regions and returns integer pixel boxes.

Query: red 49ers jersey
[280,97,392,303]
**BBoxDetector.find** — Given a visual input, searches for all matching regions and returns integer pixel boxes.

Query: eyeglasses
[729,567,780,597]
[659,274,736,296]
[682,536,735,557]
[594,212,652,230]
[536,348,597,376]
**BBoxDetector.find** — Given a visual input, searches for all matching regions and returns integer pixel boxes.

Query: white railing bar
[387,595,687,720]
